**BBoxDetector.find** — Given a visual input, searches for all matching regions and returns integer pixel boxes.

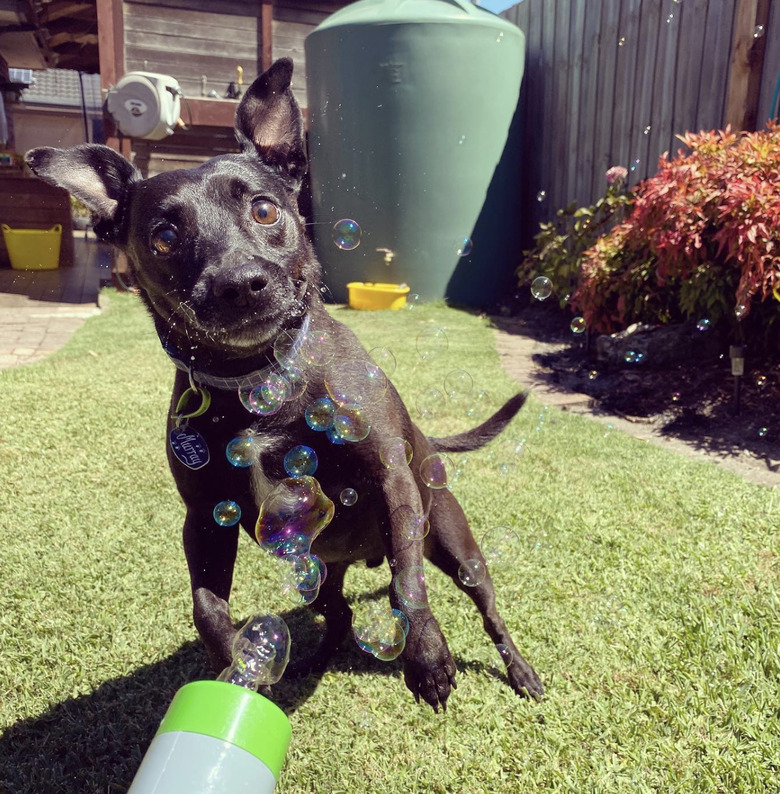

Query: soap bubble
[416,387,447,420]
[406,293,422,309]
[536,190,547,202]
[624,350,645,364]
[465,388,491,420]
[735,303,747,319]
[455,237,473,257]
[368,346,397,377]
[299,329,334,367]
[332,403,371,442]
[530,276,552,301]
[325,360,387,406]
[643,125,652,135]
[392,504,429,544]
[444,369,474,402]
[480,526,521,570]
[588,370,599,380]
[213,500,241,527]
[340,487,358,506]
[671,391,681,402]
[758,427,769,438]
[219,613,291,687]
[753,25,765,38]
[281,553,324,605]
[352,602,407,661]
[226,436,255,467]
[274,327,333,370]
[570,316,586,334]
[420,452,454,489]
[458,558,486,587]
[696,318,711,332]
[496,643,514,667]
[755,374,768,388]
[326,425,346,445]
[281,365,307,400]
[255,476,334,557]
[305,397,337,431]
[416,327,449,362]
[393,565,428,610]
[332,219,362,250]
[618,36,626,46]
[379,437,413,469]
[284,445,318,477]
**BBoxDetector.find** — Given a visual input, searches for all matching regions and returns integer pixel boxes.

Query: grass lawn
[0,291,778,793]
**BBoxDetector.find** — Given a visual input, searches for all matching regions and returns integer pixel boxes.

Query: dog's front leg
[380,470,456,713]
[183,507,240,672]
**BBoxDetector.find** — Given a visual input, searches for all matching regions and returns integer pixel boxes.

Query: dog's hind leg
[424,489,544,700]
[286,561,352,677]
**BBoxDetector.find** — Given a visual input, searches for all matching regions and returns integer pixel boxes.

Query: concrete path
[0,235,109,369]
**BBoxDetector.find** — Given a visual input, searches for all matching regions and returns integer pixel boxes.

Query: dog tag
[170,426,211,470]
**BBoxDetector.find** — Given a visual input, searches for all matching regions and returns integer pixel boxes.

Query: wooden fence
[501,0,780,246]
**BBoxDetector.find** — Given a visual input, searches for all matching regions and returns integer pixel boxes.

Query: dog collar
[163,314,312,391]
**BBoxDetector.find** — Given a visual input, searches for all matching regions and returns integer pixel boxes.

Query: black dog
[26,58,542,711]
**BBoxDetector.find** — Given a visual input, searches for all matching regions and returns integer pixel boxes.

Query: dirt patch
[490,304,780,489]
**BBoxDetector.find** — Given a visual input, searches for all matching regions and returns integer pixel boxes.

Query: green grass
[1,291,779,793]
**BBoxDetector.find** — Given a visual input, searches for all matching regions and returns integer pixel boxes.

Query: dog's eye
[150,226,179,255]
[251,199,280,226]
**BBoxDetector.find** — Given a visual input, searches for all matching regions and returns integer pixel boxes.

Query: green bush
[573,124,780,350]
[517,167,633,308]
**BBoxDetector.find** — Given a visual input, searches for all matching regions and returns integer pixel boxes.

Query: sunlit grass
[0,291,778,793]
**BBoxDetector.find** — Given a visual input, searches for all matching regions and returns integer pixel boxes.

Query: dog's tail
[428,392,528,453]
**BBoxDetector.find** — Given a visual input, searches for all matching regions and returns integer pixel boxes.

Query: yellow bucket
[2,224,62,271]
[347,282,410,310]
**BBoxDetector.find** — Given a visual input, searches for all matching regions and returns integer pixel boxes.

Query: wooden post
[96,0,131,158]
[260,0,275,73]
[724,0,771,131]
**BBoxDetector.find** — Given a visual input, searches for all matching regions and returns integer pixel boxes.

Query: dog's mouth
[150,272,311,357]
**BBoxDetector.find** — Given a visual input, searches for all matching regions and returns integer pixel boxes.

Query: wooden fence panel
[501,0,778,249]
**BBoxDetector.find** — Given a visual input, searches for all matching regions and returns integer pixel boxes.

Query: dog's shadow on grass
[0,600,504,794]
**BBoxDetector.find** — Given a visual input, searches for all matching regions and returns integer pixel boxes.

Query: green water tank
[305,0,526,307]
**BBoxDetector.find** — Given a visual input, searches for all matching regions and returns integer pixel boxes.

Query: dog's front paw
[505,652,544,700]
[403,617,457,712]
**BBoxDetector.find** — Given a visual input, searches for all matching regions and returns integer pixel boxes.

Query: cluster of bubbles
[254,476,334,605]
[352,602,410,661]
[624,349,646,364]
[217,613,291,690]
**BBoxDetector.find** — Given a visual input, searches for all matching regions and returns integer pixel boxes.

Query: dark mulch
[490,302,780,472]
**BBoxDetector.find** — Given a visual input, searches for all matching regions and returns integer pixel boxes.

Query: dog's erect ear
[235,58,307,183]
[25,145,140,241]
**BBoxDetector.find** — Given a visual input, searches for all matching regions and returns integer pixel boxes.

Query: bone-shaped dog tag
[170,426,210,470]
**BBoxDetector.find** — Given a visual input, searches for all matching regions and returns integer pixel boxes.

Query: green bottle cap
[156,681,291,780]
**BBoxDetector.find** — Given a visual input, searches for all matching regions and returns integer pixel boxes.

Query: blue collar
[163,314,312,391]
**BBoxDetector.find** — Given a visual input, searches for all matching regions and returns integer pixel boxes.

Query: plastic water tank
[305,0,525,307]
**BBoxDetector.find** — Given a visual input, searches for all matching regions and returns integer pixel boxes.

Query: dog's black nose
[212,263,269,307]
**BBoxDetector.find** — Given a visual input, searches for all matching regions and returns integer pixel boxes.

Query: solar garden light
[730,345,745,415]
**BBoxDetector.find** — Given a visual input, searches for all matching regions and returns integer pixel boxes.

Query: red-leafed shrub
[573,124,780,349]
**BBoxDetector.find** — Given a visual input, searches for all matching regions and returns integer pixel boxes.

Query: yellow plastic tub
[347,282,410,310]
[2,224,62,271]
